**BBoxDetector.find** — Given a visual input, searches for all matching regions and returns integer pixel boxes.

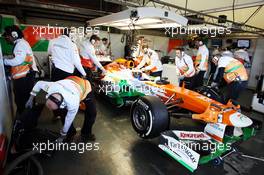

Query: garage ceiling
[0,0,122,24]
[0,0,263,31]
[147,0,264,29]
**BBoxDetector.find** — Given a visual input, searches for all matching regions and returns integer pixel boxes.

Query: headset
[3,25,22,40]
[212,56,219,64]
[181,51,185,57]
[47,93,66,109]
[11,31,18,39]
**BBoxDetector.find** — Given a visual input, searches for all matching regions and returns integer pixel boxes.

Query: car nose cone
[230,112,253,127]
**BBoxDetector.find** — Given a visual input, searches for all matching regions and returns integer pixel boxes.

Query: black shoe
[81,133,96,142]
[64,130,77,143]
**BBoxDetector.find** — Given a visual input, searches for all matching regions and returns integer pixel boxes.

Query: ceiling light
[87,7,188,30]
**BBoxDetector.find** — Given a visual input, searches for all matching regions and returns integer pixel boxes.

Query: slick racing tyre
[131,96,169,139]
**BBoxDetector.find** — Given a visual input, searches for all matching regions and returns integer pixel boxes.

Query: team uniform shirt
[79,39,104,71]
[48,35,86,76]
[131,44,142,58]
[30,78,91,134]
[217,56,248,83]
[234,49,250,64]
[136,49,163,72]
[4,38,38,78]
[175,53,195,78]
[99,43,110,56]
[195,45,209,71]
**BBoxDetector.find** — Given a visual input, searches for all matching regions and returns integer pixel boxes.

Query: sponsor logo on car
[173,131,211,140]
[160,135,200,171]
[137,99,149,110]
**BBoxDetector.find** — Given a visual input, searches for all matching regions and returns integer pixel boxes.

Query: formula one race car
[93,58,261,172]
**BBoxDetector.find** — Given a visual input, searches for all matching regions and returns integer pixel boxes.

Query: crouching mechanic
[26,76,97,142]
[211,54,248,103]
[136,45,163,77]
[175,48,195,89]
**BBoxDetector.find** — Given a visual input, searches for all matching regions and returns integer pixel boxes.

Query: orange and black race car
[93,58,261,172]
[95,58,253,133]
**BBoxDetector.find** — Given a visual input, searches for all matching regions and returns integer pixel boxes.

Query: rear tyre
[131,96,169,139]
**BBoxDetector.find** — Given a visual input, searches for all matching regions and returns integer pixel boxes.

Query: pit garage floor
[37,90,264,175]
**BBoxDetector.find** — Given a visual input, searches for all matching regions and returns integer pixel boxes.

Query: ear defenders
[181,51,185,57]
[11,31,18,39]
[212,56,219,64]
[47,94,66,109]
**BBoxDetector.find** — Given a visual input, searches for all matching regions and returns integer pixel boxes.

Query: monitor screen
[237,39,250,48]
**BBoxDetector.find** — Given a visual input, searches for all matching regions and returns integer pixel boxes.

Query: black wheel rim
[133,105,150,131]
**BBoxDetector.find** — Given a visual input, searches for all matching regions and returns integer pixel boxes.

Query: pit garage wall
[0,44,13,141]
[95,31,126,59]
[248,38,264,89]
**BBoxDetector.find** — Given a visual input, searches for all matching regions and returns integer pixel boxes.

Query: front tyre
[130,96,169,139]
